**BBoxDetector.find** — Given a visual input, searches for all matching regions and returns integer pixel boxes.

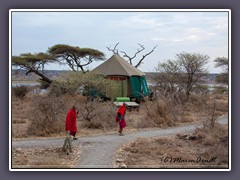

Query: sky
[11,10,230,73]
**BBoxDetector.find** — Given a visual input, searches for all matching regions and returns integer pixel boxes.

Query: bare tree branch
[106,42,119,55]
[120,43,146,65]
[107,43,157,68]
[119,51,132,64]
[135,45,157,68]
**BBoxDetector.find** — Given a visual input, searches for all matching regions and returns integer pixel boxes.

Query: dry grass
[194,123,229,165]
[139,99,176,128]
[114,123,228,168]
[11,92,228,139]
[12,146,81,168]
[12,96,32,138]
[13,119,27,124]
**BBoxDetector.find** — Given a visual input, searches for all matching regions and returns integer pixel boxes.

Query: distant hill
[11,69,68,81]
[12,69,218,84]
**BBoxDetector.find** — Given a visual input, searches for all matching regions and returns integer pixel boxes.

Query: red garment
[117,104,126,117]
[65,108,77,133]
[119,119,126,129]
[116,104,127,129]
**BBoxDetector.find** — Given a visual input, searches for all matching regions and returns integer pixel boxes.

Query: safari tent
[92,54,150,99]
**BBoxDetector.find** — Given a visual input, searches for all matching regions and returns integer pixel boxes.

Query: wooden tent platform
[113,101,139,107]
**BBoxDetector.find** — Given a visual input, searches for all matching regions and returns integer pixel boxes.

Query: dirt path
[12,115,228,168]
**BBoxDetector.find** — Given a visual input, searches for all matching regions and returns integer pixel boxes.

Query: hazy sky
[11,10,230,73]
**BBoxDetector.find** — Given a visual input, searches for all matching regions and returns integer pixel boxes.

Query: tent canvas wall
[92,54,150,99]
[130,76,149,99]
[107,75,128,97]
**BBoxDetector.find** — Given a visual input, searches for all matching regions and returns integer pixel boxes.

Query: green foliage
[214,57,229,84]
[12,86,29,99]
[192,84,210,94]
[49,72,121,100]
[37,80,51,89]
[48,44,81,55]
[48,44,105,72]
[212,86,228,94]
[12,53,54,67]
[215,74,228,84]
[49,80,80,96]
[214,57,228,69]
[155,59,182,93]
[177,52,209,74]
[78,48,105,58]
[12,53,54,84]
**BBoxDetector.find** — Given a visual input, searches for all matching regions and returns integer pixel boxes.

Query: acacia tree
[48,44,105,73]
[107,42,157,68]
[214,57,228,84]
[12,53,54,84]
[178,52,209,96]
[156,52,209,99]
[155,59,183,95]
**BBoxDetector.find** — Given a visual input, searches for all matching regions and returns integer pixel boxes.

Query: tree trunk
[27,69,52,84]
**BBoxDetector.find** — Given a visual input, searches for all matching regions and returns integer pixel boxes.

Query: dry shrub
[142,99,175,128]
[210,95,228,110]
[49,72,121,100]
[189,94,208,107]
[215,99,228,113]
[135,115,154,129]
[27,95,69,136]
[182,94,208,120]
[188,94,228,124]
[80,101,117,130]
[135,116,155,129]
[119,110,146,129]
[12,86,29,99]
[180,111,197,123]
[97,103,117,129]
[81,100,98,122]
[201,98,225,129]
[23,91,118,136]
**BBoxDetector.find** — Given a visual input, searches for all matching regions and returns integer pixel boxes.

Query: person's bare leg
[119,128,124,136]
[118,127,122,133]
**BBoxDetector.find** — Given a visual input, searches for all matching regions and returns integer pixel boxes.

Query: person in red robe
[116,102,127,136]
[65,105,78,140]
